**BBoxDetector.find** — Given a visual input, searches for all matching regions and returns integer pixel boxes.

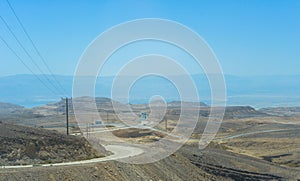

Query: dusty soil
[0,122,106,166]
[1,143,297,180]
[1,99,300,180]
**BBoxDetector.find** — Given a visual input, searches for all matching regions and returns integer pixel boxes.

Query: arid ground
[0,99,299,180]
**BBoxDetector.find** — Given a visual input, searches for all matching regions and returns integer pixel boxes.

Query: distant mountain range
[0,97,271,128]
[0,74,299,108]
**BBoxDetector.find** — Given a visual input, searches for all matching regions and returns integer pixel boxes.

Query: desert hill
[0,122,105,166]
[260,107,300,116]
[0,102,24,114]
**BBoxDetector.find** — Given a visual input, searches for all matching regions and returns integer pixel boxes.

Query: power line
[0,35,59,96]
[61,97,70,135]
[0,15,65,96]
[6,0,68,96]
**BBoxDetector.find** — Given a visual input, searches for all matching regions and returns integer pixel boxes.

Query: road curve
[0,145,144,169]
[215,129,287,141]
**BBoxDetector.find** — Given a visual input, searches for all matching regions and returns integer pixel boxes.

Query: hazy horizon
[1,74,300,108]
[1,0,300,77]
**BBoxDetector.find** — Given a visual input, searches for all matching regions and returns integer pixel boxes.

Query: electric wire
[0,15,65,96]
[0,34,59,96]
[6,0,68,96]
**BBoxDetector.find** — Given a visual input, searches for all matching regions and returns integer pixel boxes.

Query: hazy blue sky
[0,0,299,76]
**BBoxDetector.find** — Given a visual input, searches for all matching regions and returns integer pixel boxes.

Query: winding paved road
[0,145,143,169]
[216,129,286,141]
[0,125,288,169]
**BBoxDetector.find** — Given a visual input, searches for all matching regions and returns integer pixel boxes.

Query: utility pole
[86,123,90,139]
[66,97,69,135]
[106,111,109,124]
[165,119,168,131]
[62,97,69,135]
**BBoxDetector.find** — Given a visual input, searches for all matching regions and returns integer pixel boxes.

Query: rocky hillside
[0,102,24,113]
[260,107,300,116]
[33,97,120,115]
[167,101,208,107]
[167,106,269,120]
[0,122,106,166]
[0,102,23,109]
[224,106,269,119]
